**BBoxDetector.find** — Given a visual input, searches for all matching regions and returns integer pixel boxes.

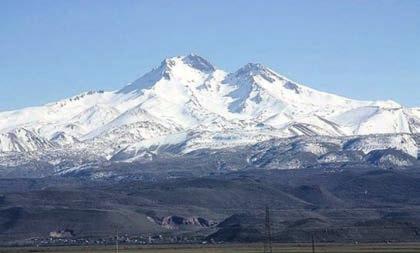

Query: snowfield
[0,54,418,168]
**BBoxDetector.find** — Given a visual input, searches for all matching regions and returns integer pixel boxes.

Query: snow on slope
[0,54,418,158]
[332,106,410,135]
[50,132,80,146]
[343,134,418,158]
[0,128,56,152]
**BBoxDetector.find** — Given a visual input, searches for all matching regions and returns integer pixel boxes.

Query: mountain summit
[119,54,215,93]
[0,54,419,160]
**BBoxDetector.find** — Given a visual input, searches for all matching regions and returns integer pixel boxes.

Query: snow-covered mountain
[0,54,419,165]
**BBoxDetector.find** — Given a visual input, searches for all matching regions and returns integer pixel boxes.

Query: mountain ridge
[0,54,418,166]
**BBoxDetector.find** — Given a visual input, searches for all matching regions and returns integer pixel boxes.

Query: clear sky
[1,0,419,111]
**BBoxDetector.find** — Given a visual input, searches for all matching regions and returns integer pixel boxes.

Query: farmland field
[3,243,420,253]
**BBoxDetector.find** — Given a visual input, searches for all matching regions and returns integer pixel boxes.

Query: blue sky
[1,0,419,110]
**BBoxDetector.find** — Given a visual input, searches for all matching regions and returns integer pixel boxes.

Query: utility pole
[116,230,119,253]
[311,234,315,253]
[264,206,273,253]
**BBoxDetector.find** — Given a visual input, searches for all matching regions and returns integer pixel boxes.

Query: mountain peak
[240,63,268,72]
[231,62,282,84]
[118,54,215,93]
[243,62,266,69]
[161,54,215,73]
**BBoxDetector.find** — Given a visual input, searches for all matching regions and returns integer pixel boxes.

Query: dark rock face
[283,81,300,94]
[182,54,215,73]
[364,148,418,168]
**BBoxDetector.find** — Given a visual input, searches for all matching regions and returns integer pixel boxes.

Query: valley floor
[4,243,420,253]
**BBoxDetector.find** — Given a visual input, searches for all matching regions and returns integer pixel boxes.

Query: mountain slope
[0,54,418,164]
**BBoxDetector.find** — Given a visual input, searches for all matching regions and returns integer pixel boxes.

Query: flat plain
[4,243,420,253]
